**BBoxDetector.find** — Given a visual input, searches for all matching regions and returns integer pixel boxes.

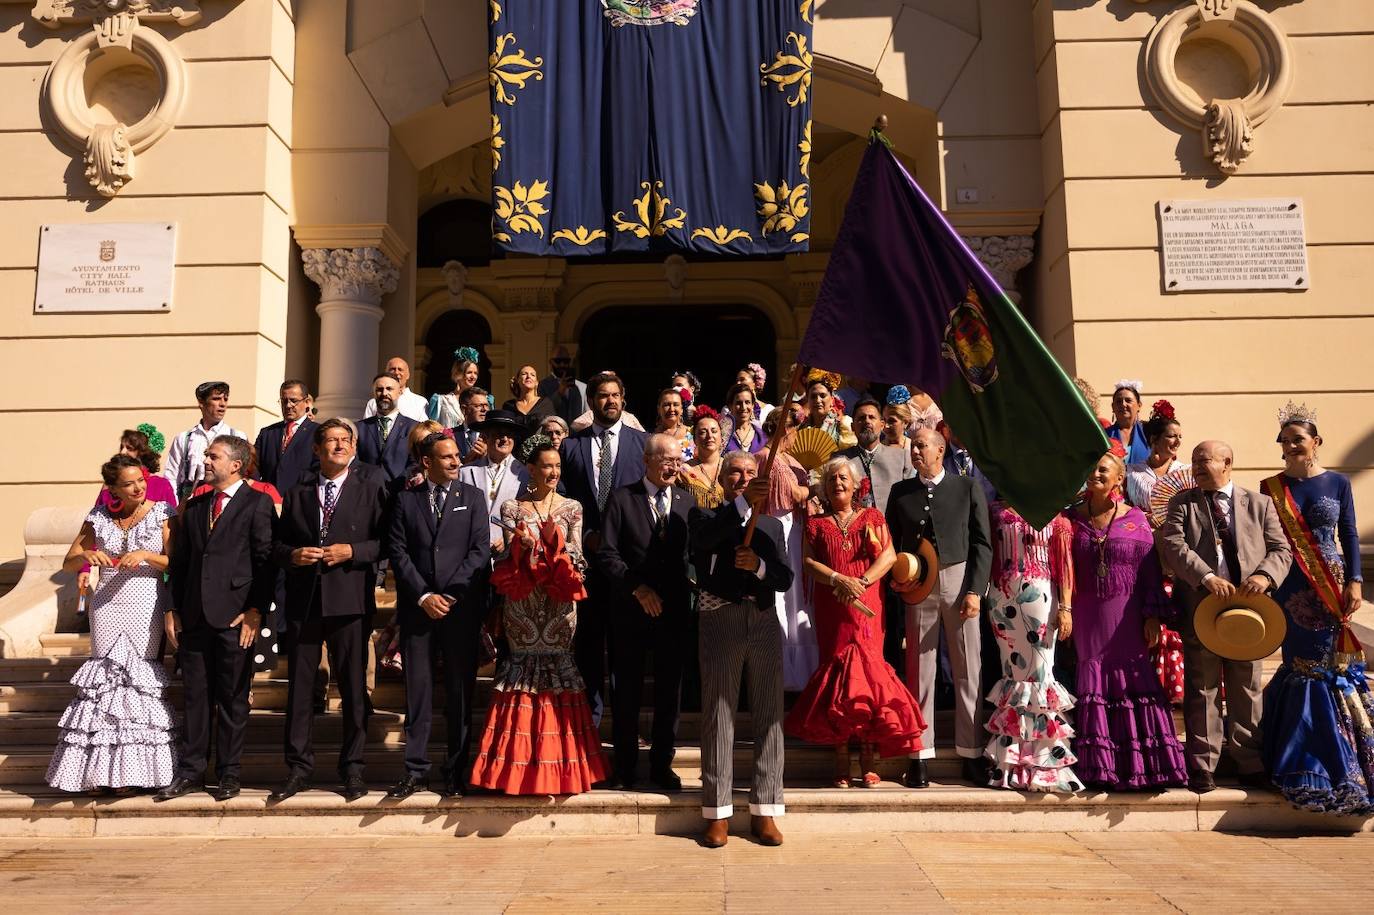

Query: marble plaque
[1158,199,1309,292]
[35,222,177,313]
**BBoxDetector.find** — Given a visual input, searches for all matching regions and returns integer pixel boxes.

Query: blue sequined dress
[1260,471,1371,815]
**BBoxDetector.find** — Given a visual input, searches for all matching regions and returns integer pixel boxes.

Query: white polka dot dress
[46,503,177,792]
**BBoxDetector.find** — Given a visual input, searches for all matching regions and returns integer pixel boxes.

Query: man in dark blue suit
[385,432,491,798]
[254,380,320,491]
[356,374,417,483]
[451,386,490,461]
[560,370,647,725]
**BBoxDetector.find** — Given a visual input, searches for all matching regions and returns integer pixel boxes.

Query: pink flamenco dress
[469,500,610,795]
[784,509,925,758]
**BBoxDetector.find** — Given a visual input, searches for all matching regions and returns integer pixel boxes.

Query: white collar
[920,468,946,487]
[288,415,309,430]
[218,479,246,499]
[376,406,400,419]
[733,495,752,520]
[593,418,624,438]
[1206,480,1235,499]
[427,477,453,493]
[643,477,670,499]
[197,418,229,435]
[319,467,348,487]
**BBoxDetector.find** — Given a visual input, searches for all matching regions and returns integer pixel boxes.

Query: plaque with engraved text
[35,222,177,313]
[1157,199,1309,292]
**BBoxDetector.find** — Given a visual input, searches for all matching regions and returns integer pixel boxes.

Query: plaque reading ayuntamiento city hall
[1157,199,1310,292]
[35,223,177,313]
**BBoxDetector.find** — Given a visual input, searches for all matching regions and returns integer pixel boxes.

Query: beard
[856,428,880,448]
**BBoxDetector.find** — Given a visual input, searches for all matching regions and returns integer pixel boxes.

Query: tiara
[1113,379,1143,395]
[1277,400,1317,427]
[517,431,552,462]
[453,346,480,364]
[885,385,912,406]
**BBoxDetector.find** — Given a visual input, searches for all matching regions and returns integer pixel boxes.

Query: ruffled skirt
[984,679,1082,792]
[1261,658,1374,816]
[469,650,609,795]
[46,634,176,792]
[784,639,924,758]
[1073,656,1186,790]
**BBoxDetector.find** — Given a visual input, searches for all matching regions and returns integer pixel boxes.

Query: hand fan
[786,427,836,471]
[1150,467,1195,527]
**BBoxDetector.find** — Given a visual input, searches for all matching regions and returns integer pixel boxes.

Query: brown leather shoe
[700,818,729,848]
[750,815,783,846]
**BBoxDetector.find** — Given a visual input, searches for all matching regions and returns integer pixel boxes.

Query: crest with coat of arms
[941,283,999,394]
[99,239,116,262]
[602,0,699,27]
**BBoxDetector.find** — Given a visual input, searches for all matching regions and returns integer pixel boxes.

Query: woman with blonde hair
[1062,451,1186,790]
[428,346,482,427]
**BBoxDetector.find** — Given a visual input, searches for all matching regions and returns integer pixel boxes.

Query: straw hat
[1193,591,1287,662]
[892,539,939,605]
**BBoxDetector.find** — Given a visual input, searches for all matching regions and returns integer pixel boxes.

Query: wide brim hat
[892,539,939,605]
[1194,591,1287,662]
[473,410,529,439]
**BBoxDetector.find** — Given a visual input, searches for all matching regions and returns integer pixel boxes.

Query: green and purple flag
[798,136,1107,527]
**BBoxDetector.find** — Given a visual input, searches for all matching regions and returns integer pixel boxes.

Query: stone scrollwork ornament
[34,0,197,197]
[1140,0,1295,176]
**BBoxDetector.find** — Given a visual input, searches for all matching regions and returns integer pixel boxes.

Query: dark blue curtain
[489,0,813,256]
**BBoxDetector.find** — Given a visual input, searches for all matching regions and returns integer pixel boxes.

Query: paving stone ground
[0,831,1370,912]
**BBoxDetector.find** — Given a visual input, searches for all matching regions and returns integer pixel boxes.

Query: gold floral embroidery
[491,114,505,172]
[790,232,810,243]
[490,33,543,106]
[691,226,752,245]
[799,119,812,178]
[760,32,812,107]
[552,226,607,246]
[800,0,812,24]
[490,0,501,23]
[755,180,809,235]
[493,179,550,242]
[613,181,687,238]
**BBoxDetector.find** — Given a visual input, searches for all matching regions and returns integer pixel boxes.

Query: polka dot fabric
[1152,625,1185,705]
[46,504,177,792]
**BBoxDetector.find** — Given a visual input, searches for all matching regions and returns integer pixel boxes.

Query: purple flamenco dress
[1065,505,1186,790]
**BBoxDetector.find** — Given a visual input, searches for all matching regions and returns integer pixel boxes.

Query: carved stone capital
[963,235,1034,295]
[302,247,401,306]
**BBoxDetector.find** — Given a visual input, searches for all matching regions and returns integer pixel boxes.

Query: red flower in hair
[831,394,846,417]
[1108,439,1127,459]
[676,385,693,406]
[1150,399,1176,421]
[692,405,721,426]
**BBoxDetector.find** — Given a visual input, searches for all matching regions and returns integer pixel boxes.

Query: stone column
[963,235,1035,304]
[302,247,400,419]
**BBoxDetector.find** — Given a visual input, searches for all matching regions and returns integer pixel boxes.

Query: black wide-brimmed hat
[474,410,529,439]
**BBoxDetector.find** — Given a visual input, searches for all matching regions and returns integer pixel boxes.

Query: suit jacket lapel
[302,480,322,543]
[209,484,248,536]
[423,487,439,537]
[581,434,597,492]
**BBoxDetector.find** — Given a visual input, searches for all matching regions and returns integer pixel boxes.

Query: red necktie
[210,491,227,529]
[281,421,296,453]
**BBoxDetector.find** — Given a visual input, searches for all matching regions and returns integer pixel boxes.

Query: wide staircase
[0,587,1370,838]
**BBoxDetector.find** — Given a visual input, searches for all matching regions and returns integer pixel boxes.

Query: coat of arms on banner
[941,283,1000,394]
[602,0,699,27]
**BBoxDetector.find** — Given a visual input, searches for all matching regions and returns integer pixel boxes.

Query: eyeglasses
[280,397,308,406]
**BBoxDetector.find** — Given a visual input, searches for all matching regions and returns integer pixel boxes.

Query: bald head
[912,426,946,477]
[644,433,682,488]
[1191,439,1233,491]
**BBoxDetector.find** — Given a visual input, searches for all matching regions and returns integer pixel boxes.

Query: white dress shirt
[164,419,247,490]
[363,387,429,422]
[317,467,349,532]
[918,468,947,489]
[459,454,530,543]
[591,419,625,495]
[1202,480,1237,584]
[706,494,767,580]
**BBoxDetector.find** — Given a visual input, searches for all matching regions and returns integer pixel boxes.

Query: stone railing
[0,507,86,657]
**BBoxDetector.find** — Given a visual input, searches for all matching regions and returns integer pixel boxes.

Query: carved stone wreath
[1141,0,1294,175]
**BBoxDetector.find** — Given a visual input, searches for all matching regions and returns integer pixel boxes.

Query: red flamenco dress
[784,509,925,758]
[469,501,610,794]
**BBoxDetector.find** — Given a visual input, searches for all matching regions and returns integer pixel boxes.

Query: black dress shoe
[603,772,638,790]
[209,777,241,801]
[440,780,466,799]
[961,757,990,785]
[649,769,683,792]
[269,774,310,802]
[154,776,200,802]
[1237,771,1271,790]
[312,697,327,714]
[386,774,428,799]
[1188,772,1217,794]
[904,759,930,789]
[342,774,369,802]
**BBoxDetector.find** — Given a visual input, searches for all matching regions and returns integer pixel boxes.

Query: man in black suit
[159,435,275,802]
[356,374,418,483]
[254,379,319,491]
[886,426,993,789]
[385,432,491,798]
[690,451,793,848]
[597,433,693,790]
[451,386,490,460]
[560,371,647,724]
[268,418,389,802]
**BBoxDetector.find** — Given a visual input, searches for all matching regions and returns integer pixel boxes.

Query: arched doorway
[577,304,776,421]
[422,309,493,399]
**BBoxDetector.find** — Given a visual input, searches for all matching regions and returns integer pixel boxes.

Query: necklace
[834,507,859,551]
[1083,501,1118,579]
[529,489,557,524]
[486,459,509,501]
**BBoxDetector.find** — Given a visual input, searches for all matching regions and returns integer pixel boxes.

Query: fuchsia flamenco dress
[469,501,610,795]
[784,508,925,758]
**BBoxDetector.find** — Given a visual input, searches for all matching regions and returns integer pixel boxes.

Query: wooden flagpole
[741,360,808,547]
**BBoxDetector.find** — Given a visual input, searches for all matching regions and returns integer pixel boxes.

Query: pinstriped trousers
[699,596,785,819]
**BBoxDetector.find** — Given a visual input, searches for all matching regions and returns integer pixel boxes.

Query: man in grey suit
[1156,440,1292,793]
[840,395,913,513]
[886,426,992,789]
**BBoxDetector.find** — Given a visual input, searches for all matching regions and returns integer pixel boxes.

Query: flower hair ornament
[692,404,721,427]
[517,431,553,463]
[137,422,166,455]
[675,385,694,406]
[805,368,841,392]
[831,394,847,417]
[453,346,481,365]
[1277,400,1317,428]
[1148,399,1176,422]
[1113,378,1143,396]
[885,385,912,407]
[747,362,767,388]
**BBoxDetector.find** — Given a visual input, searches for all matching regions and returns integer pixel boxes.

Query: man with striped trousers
[688,451,793,848]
